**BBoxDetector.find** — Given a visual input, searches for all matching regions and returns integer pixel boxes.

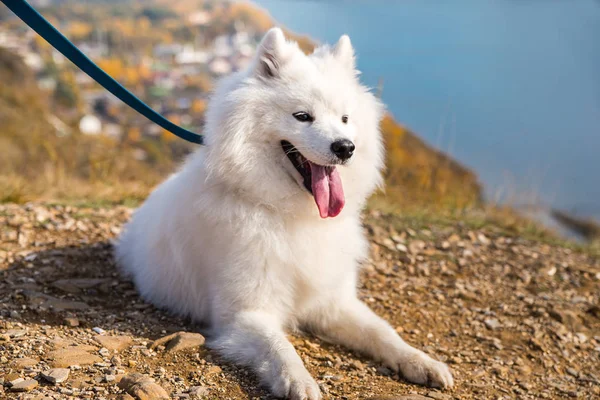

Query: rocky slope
[1,204,599,399]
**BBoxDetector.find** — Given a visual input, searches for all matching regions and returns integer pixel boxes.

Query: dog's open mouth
[281,140,345,218]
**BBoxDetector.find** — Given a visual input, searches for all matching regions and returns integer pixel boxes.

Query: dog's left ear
[333,35,355,70]
[254,27,291,79]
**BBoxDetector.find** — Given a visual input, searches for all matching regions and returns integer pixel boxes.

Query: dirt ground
[1,203,599,399]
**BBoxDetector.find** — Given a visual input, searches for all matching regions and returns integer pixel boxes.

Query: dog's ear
[254,27,290,79]
[333,34,355,70]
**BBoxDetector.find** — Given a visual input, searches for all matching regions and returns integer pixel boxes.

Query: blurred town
[0,1,271,162]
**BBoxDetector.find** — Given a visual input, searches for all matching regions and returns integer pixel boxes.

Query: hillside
[0,48,169,204]
[0,0,481,208]
[0,204,598,398]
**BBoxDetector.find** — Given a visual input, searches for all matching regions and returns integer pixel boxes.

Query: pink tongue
[310,163,345,218]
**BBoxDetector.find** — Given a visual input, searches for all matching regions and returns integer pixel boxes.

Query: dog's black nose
[331,139,355,161]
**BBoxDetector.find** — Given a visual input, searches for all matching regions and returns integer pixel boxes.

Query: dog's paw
[391,351,454,389]
[269,368,321,400]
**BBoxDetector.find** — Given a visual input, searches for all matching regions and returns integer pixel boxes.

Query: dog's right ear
[333,35,355,70]
[253,27,290,79]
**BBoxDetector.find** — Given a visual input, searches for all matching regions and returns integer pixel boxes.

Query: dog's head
[204,28,384,218]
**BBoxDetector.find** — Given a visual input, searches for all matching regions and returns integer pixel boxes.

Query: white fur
[116,28,453,399]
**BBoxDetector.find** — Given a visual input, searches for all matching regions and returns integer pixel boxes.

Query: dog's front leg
[211,310,321,400]
[306,297,453,389]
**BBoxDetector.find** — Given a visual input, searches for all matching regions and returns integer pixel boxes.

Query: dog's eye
[341,115,349,124]
[293,112,314,123]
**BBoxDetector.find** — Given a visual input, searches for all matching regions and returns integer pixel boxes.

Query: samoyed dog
[116,28,453,399]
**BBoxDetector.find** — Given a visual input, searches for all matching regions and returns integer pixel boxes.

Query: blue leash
[2,0,204,145]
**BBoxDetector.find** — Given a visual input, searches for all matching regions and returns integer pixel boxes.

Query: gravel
[1,203,599,399]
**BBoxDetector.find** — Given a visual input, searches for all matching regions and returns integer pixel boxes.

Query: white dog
[116,28,453,399]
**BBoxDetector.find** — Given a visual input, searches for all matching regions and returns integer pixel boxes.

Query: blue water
[255,0,600,219]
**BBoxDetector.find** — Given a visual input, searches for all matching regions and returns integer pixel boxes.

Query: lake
[255,0,600,221]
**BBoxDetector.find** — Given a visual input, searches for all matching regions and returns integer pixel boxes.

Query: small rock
[11,357,39,369]
[449,356,462,364]
[484,318,501,330]
[575,332,588,343]
[42,298,89,311]
[566,368,579,377]
[94,334,133,351]
[63,317,80,327]
[529,338,544,351]
[492,365,509,376]
[427,391,452,400]
[111,355,122,366]
[408,240,426,254]
[46,346,102,368]
[544,266,557,276]
[93,327,107,335]
[371,396,429,400]
[381,238,396,251]
[150,332,205,353]
[41,368,70,384]
[105,374,116,383]
[477,233,490,245]
[517,365,532,376]
[549,309,581,327]
[52,278,110,294]
[118,373,170,400]
[396,243,408,253]
[5,329,27,338]
[349,359,365,370]
[518,381,532,391]
[11,378,38,392]
[189,386,209,399]
[9,377,24,386]
[206,365,222,375]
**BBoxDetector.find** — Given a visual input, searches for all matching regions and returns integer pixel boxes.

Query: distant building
[175,45,210,65]
[104,123,123,138]
[75,71,93,85]
[238,43,254,58]
[209,58,232,76]
[177,98,192,110]
[78,42,108,59]
[232,32,250,47]
[38,76,57,91]
[146,124,161,137]
[51,49,65,65]
[232,55,252,71]
[213,35,233,58]
[188,11,212,26]
[132,149,147,161]
[154,44,183,59]
[0,31,21,50]
[23,53,44,71]
[79,114,102,135]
